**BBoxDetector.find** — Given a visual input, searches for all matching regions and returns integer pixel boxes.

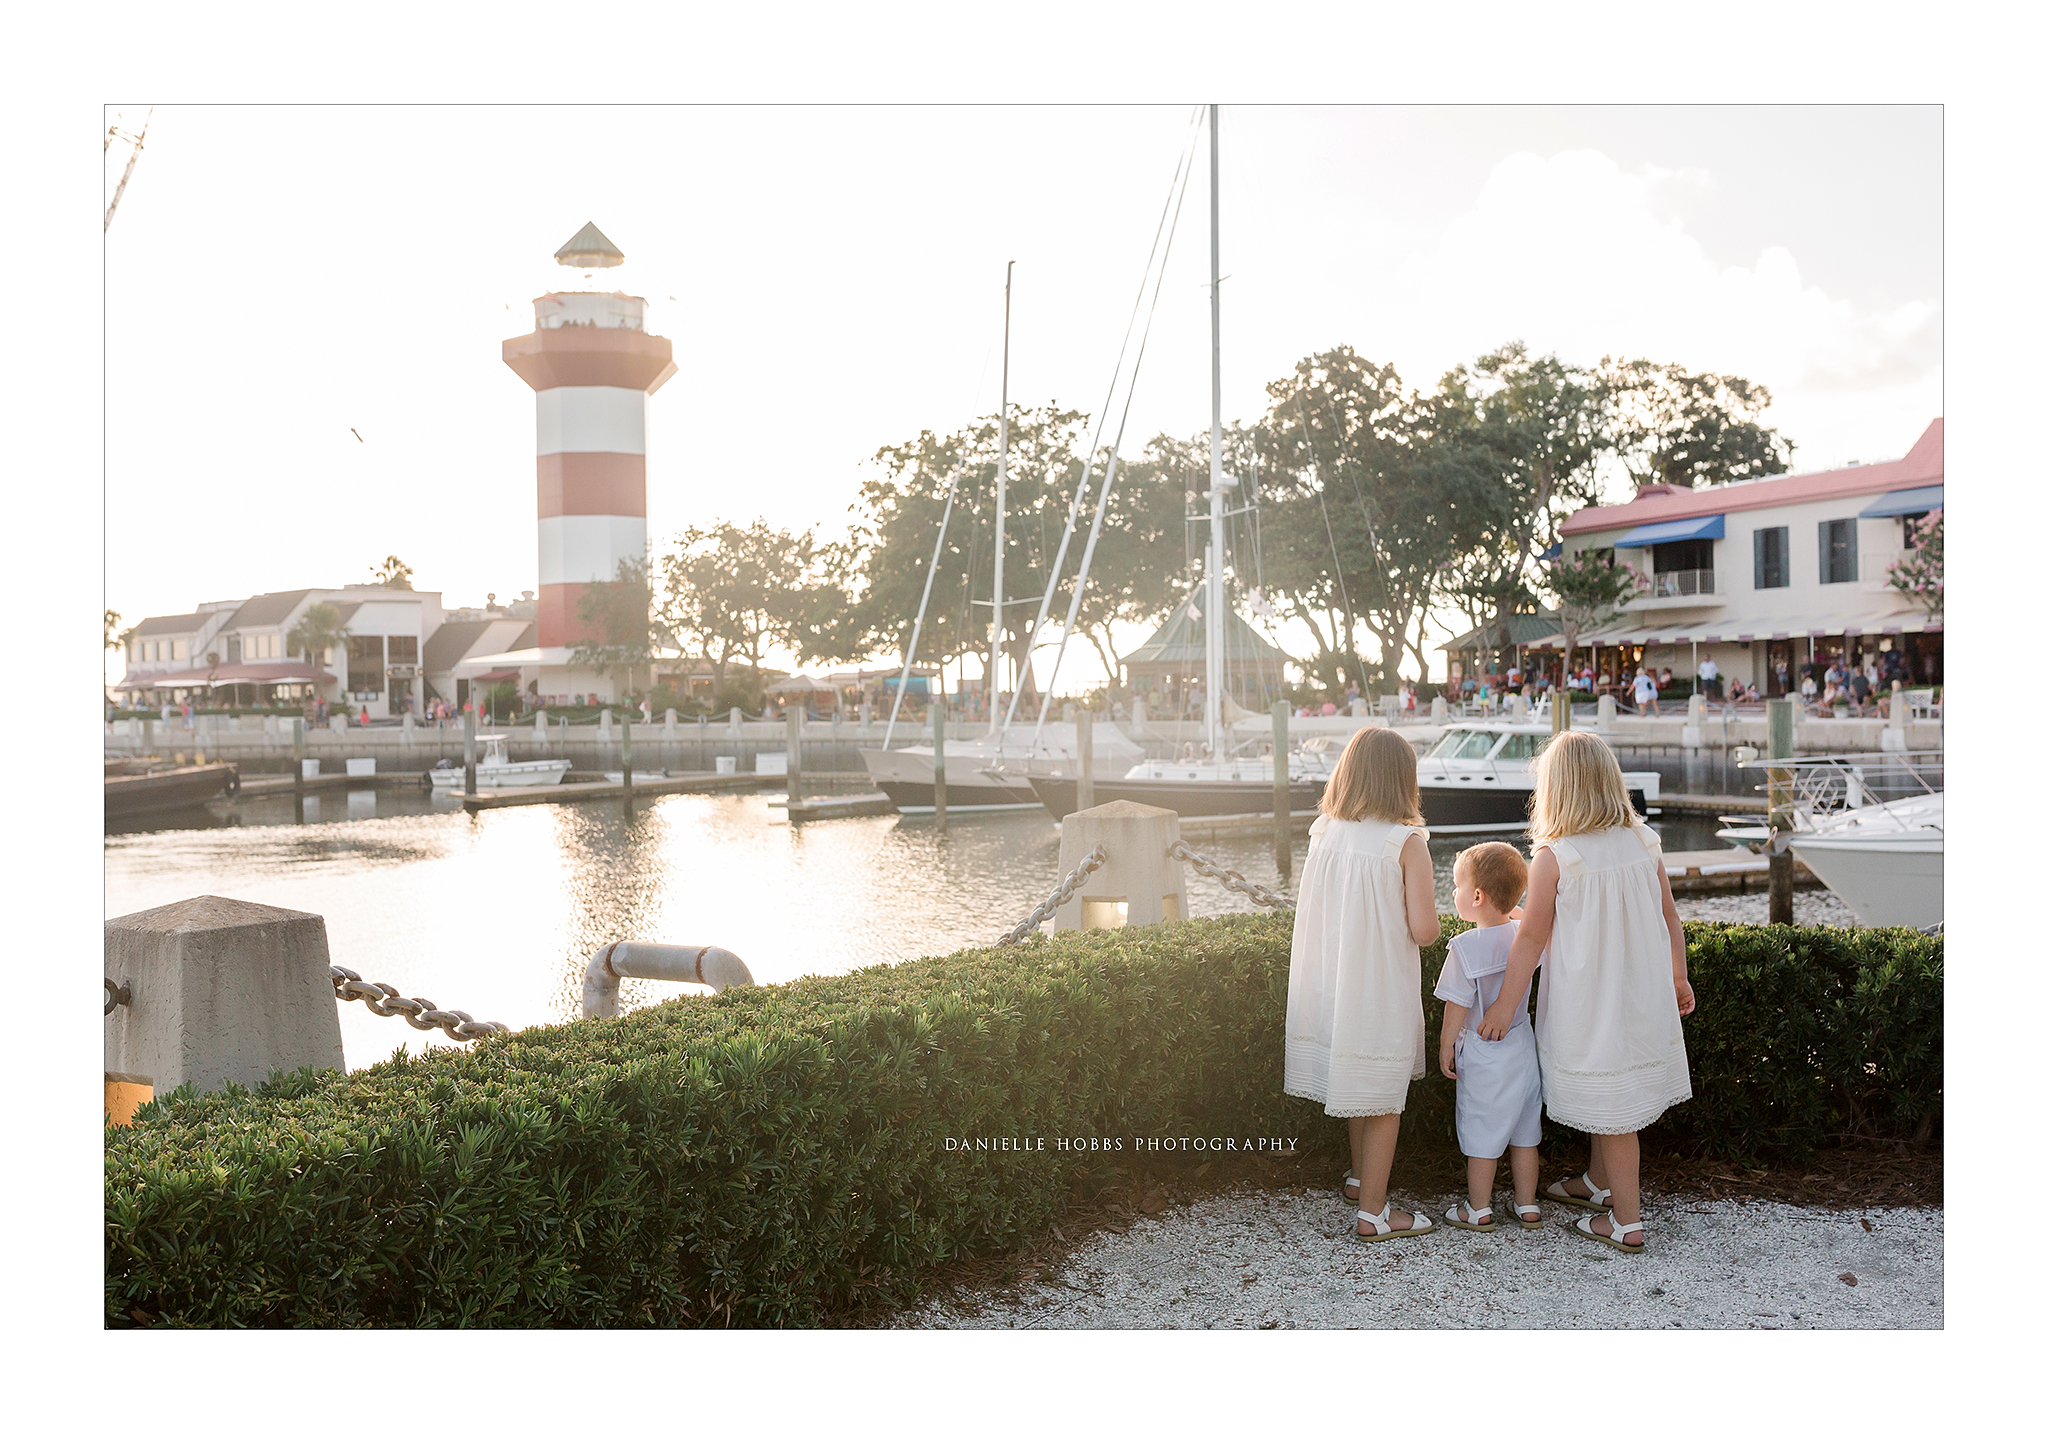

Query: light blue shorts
[1453,1023,1543,1159]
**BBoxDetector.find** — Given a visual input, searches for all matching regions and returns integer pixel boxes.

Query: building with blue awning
[1518,418,1944,697]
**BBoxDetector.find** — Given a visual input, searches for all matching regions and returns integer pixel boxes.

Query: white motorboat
[1789,793,1943,930]
[1415,722,1660,832]
[1717,751,1943,928]
[428,734,572,790]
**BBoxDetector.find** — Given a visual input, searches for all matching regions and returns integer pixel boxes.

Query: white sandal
[1573,1212,1645,1251]
[1508,1201,1542,1228]
[1442,1198,1498,1232]
[1354,1201,1434,1243]
[1544,1172,1612,1212]
[1339,1171,1360,1203]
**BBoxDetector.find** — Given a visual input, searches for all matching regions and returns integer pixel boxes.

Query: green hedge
[105,915,1939,1328]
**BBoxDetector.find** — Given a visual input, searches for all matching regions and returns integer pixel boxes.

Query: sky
[103,103,1942,686]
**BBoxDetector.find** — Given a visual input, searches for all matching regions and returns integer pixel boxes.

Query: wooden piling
[1767,698,1794,924]
[1077,707,1095,811]
[931,695,947,833]
[1271,700,1292,880]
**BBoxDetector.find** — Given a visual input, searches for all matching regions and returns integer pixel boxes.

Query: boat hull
[1029,775,1326,821]
[104,763,236,817]
[1788,834,1943,928]
[872,778,1042,814]
[428,761,572,790]
[1414,782,1649,833]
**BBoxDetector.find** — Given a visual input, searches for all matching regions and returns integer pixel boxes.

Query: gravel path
[897,1188,1941,1330]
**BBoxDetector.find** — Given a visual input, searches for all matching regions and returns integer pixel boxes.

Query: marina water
[105,789,1730,1069]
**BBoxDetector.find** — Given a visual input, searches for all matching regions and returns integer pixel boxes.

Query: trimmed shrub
[106,915,1939,1328]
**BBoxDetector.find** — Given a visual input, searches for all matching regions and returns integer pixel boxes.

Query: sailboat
[860,261,1145,814]
[1029,105,1327,823]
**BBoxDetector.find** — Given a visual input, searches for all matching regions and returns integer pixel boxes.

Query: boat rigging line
[999,105,1204,743]
[1019,107,1204,747]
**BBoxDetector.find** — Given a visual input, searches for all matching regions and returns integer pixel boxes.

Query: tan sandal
[1443,1198,1498,1232]
[1354,1202,1434,1243]
[1573,1211,1645,1251]
[1544,1172,1612,1212]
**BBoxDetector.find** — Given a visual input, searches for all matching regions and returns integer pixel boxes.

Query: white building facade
[1536,418,1943,694]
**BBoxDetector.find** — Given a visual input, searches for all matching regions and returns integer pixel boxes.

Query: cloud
[1393,149,1941,403]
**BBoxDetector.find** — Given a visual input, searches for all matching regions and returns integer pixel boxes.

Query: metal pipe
[582,941,755,1019]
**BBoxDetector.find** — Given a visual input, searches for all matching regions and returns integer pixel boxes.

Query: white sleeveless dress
[1535,823,1692,1135]
[1284,815,1429,1118]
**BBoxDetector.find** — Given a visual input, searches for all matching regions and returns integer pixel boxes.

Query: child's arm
[1439,1005,1466,1080]
[1478,848,1558,1040]
[1399,830,1443,948]
[1657,862,1696,1015]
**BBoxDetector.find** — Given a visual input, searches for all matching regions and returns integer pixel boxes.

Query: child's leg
[1589,1132,1643,1245]
[1348,1113,1414,1228]
[1465,1156,1498,1214]
[1507,1145,1539,1209]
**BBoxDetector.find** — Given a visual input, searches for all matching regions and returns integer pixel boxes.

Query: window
[1900,512,1930,550]
[1651,538,1714,573]
[348,634,385,691]
[1819,518,1858,584]
[1498,732,1545,761]
[388,635,419,665]
[1753,526,1789,588]
[171,639,187,661]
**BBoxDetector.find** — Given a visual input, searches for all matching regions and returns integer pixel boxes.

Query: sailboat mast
[1204,105,1233,753]
[992,260,1013,731]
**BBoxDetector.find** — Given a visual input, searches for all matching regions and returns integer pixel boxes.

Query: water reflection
[104,793,1731,1071]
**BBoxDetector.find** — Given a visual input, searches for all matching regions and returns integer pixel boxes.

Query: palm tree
[288,602,352,702]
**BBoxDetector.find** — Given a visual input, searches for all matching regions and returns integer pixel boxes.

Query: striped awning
[1522,611,1942,650]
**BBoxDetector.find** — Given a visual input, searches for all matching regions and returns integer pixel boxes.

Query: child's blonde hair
[1527,730,1640,849]
[1455,841,1528,912]
[1320,725,1424,825]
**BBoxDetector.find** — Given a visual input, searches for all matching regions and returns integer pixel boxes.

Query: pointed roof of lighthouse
[555,221,625,268]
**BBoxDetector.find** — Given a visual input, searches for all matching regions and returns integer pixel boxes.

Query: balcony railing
[1650,568,1715,598]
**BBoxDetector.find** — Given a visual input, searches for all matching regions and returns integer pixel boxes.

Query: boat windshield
[1427,730,1501,761]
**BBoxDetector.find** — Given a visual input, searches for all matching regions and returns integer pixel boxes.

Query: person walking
[1631,667,1659,716]
[1284,727,1443,1242]
[1697,655,1720,700]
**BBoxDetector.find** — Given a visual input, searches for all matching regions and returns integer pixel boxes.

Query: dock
[1653,792,1767,814]
[784,793,898,822]
[459,773,763,811]
[1662,848,1819,895]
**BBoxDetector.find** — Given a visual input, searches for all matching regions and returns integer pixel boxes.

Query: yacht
[1715,751,1943,929]
[427,733,572,790]
[1416,722,1659,832]
[1789,793,1943,929]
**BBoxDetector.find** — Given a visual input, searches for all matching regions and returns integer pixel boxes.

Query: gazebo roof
[1437,612,1562,652]
[555,221,625,268]
[1124,581,1291,674]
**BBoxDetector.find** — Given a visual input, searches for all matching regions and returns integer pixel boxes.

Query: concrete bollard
[665,708,678,736]
[729,706,743,736]
[599,709,614,738]
[1131,696,1146,733]
[1682,693,1705,749]
[1596,694,1616,729]
[1053,800,1187,934]
[1882,680,1908,751]
[105,895,346,1105]
[330,714,346,734]
[1430,695,1448,721]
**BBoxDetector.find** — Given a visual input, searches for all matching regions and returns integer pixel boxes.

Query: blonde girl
[1476,730,1696,1250]
[1285,726,1443,1242]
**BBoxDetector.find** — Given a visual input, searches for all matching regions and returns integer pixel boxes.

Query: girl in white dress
[1477,731,1697,1251]
[1285,726,1443,1242]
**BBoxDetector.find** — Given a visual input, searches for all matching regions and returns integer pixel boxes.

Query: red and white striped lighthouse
[502,222,676,650]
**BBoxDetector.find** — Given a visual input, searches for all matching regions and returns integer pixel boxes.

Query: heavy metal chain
[329,965,510,1041]
[996,844,1108,947]
[1167,839,1296,911]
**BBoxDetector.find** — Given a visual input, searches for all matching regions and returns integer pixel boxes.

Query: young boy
[1435,841,1543,1231]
